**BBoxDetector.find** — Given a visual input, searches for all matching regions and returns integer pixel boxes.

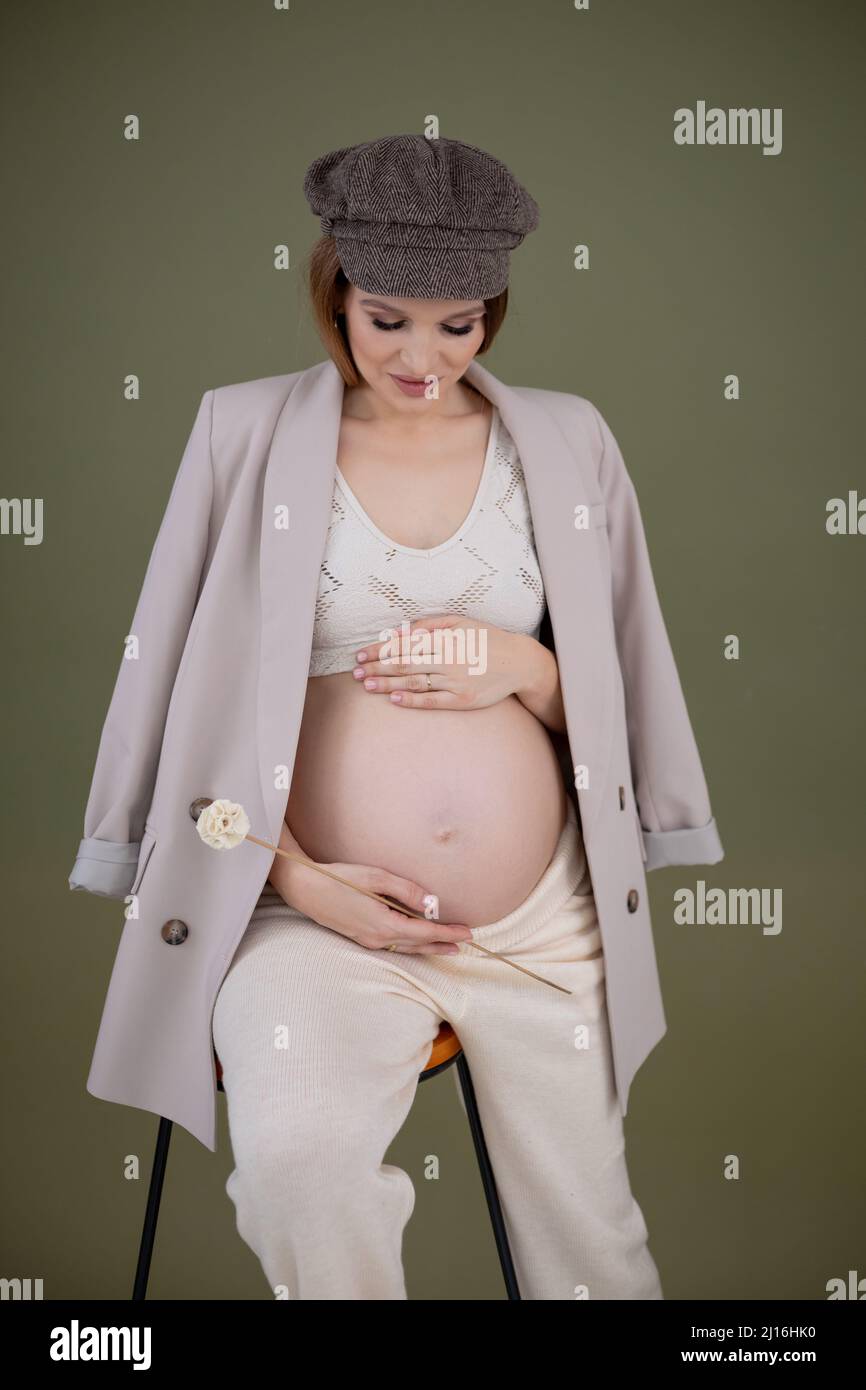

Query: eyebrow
[359,298,485,321]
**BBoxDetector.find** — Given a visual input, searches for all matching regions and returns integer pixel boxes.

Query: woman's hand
[352,614,546,712]
[286,854,474,958]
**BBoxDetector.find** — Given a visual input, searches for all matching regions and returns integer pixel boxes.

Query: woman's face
[339,283,486,407]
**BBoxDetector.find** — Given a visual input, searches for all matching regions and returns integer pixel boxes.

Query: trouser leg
[450,805,664,1300]
[212,913,444,1299]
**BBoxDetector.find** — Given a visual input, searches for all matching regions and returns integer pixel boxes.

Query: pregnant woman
[210,135,665,1301]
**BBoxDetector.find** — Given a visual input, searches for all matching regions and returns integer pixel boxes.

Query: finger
[388,688,464,709]
[361,642,434,674]
[376,873,444,920]
[355,629,421,667]
[379,938,462,956]
[400,942,462,956]
[360,672,442,692]
[373,879,471,941]
[408,616,459,632]
[353,666,421,684]
[381,905,472,946]
[354,645,428,675]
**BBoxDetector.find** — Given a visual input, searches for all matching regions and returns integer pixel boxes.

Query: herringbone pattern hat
[303,132,540,299]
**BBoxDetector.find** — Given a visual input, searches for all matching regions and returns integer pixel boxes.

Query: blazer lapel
[464,359,616,843]
[258,357,615,850]
[258,360,344,844]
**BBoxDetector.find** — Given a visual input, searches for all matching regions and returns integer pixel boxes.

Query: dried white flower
[195,798,251,850]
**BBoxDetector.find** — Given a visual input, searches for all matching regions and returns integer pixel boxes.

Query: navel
[432,824,457,845]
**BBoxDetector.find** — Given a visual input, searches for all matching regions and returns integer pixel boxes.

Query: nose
[397,330,445,379]
[398,352,441,379]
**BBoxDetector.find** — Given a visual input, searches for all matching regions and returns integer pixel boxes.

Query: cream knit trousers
[212,799,664,1301]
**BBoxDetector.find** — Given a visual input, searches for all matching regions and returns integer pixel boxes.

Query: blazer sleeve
[68,388,215,899]
[591,402,724,870]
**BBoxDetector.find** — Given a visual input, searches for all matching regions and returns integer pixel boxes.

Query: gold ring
[426,672,433,691]
[387,943,399,952]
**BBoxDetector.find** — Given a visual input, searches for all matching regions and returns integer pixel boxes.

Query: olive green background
[2,0,863,1300]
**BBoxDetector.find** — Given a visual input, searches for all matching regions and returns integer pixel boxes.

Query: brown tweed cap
[303,132,540,300]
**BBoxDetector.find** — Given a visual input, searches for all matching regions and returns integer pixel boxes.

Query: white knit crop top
[308,406,546,676]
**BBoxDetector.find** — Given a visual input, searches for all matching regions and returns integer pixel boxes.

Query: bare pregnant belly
[285,671,570,928]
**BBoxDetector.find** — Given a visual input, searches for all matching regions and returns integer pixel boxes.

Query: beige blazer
[68,356,724,1152]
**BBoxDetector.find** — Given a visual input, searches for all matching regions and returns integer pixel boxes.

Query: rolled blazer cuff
[68,836,140,899]
[641,817,724,871]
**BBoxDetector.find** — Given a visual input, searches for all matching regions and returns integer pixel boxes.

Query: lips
[393,374,425,384]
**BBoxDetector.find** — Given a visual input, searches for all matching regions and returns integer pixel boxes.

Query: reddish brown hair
[303,236,509,387]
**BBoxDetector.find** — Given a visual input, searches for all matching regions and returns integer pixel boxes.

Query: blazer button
[161,919,189,944]
[627,889,639,913]
[189,796,214,822]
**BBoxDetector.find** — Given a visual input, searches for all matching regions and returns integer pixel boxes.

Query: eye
[370,317,476,337]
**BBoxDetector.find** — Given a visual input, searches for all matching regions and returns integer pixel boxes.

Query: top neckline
[334,403,499,558]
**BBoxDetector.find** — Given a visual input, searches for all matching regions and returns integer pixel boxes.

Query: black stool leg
[455,1052,522,1301]
[132,1116,173,1301]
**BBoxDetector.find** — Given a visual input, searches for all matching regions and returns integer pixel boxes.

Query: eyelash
[371,317,475,337]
